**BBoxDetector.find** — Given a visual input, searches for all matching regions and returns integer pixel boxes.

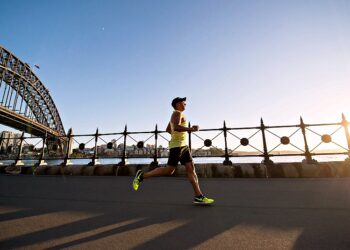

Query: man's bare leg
[143,166,176,179]
[184,161,202,196]
[133,166,175,191]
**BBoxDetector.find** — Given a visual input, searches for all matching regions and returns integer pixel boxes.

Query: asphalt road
[1,175,350,249]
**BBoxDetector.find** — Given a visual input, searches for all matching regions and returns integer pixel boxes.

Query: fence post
[14,132,24,166]
[150,124,159,167]
[37,132,47,166]
[62,128,73,166]
[188,122,192,152]
[118,125,127,166]
[260,118,273,165]
[341,113,350,159]
[89,128,99,166]
[223,121,232,165]
[300,117,316,163]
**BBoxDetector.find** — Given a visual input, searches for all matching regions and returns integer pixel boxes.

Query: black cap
[171,97,186,109]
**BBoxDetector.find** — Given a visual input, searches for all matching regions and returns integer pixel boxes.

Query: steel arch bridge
[0,45,65,137]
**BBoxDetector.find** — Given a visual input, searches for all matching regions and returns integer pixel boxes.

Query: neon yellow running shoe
[193,195,214,205]
[133,170,143,191]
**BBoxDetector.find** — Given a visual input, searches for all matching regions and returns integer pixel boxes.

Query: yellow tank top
[169,111,187,149]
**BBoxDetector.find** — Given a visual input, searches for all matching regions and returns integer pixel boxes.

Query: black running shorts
[167,146,193,167]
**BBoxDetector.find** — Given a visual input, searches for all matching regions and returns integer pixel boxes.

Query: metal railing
[1,114,350,166]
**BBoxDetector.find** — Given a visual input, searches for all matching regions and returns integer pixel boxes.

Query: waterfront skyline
[1,0,350,134]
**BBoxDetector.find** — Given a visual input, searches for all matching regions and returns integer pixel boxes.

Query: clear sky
[1,0,350,134]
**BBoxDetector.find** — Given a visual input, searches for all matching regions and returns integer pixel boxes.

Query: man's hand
[191,125,199,132]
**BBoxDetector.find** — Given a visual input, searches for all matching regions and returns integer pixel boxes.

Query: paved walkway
[1,175,350,249]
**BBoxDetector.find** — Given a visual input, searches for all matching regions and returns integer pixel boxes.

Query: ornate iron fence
[1,114,350,166]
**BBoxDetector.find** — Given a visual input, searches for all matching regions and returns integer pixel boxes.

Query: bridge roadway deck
[1,176,350,249]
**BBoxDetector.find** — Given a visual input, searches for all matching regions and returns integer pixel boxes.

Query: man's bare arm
[166,122,171,134]
[171,111,199,132]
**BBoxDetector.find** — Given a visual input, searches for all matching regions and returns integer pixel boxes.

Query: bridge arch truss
[0,45,65,137]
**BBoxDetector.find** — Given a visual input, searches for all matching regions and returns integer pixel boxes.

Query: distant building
[0,131,21,153]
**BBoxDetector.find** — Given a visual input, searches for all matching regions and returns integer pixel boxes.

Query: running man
[133,97,214,204]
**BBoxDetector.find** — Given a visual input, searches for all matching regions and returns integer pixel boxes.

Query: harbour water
[0,155,347,166]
